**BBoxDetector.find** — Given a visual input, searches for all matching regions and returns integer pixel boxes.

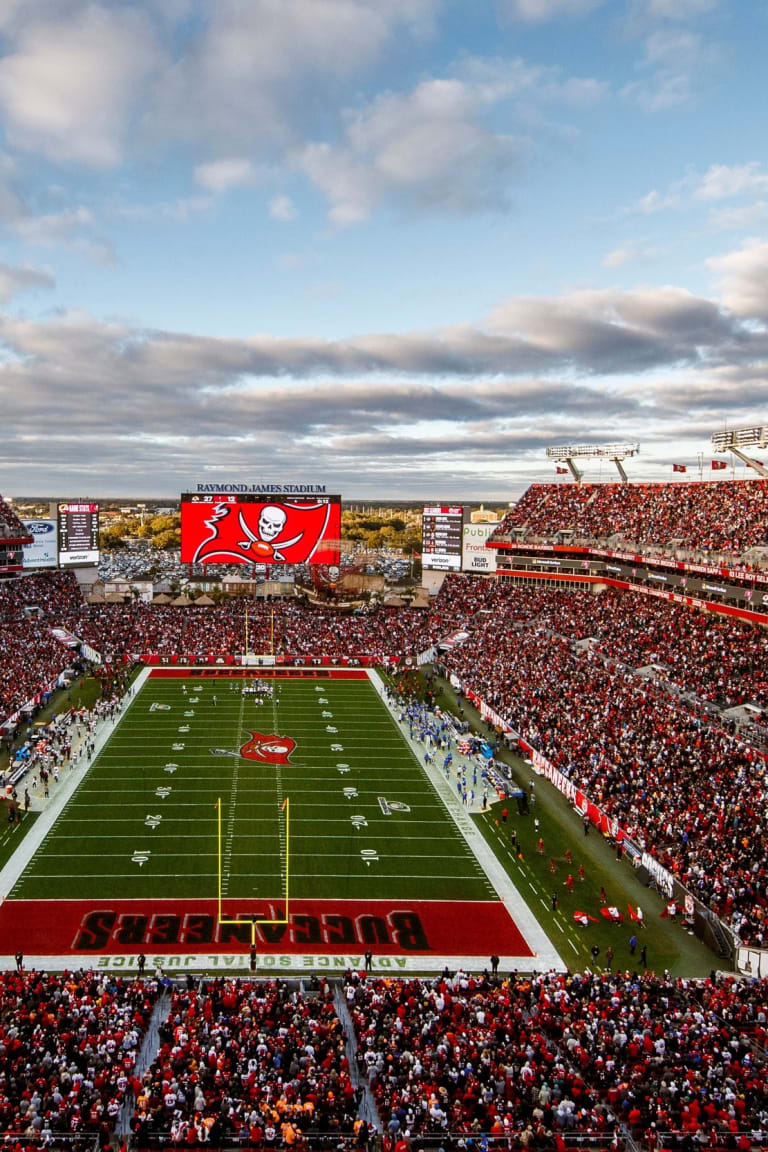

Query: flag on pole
[711,460,727,470]
[672,464,687,473]
[556,466,568,475]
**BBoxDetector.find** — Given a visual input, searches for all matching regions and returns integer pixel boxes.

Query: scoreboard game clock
[57,502,99,566]
[422,505,464,571]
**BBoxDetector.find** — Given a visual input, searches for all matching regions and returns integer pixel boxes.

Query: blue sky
[0,0,767,500]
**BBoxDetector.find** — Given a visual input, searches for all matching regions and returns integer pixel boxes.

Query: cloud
[296,54,608,223]
[602,244,659,268]
[0,0,442,198]
[624,28,714,109]
[0,5,164,166]
[623,164,768,230]
[150,0,439,158]
[194,159,261,194]
[13,205,115,264]
[708,240,768,319]
[487,285,735,372]
[644,0,717,18]
[300,76,525,222]
[269,195,298,221]
[708,202,768,233]
[15,206,93,244]
[624,188,681,215]
[114,195,214,224]
[0,280,749,410]
[0,152,27,221]
[0,260,55,303]
[501,0,604,20]
[694,163,768,202]
[1,241,766,496]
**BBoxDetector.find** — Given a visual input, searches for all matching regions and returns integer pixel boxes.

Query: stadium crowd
[431,578,768,712]
[0,572,435,720]
[4,967,768,1150]
[433,580,768,944]
[130,977,359,1148]
[0,497,28,540]
[490,480,768,557]
[0,968,159,1145]
[0,573,84,720]
[349,968,768,1148]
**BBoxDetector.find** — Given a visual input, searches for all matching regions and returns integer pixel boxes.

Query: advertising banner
[462,523,497,574]
[22,519,58,569]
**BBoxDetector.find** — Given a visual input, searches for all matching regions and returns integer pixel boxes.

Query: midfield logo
[211,730,296,765]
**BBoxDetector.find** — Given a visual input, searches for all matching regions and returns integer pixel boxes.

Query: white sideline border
[0,665,152,904]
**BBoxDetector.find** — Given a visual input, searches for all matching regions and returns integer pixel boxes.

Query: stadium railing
[132,1132,632,1152]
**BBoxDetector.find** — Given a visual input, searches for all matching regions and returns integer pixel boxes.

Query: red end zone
[0,898,534,958]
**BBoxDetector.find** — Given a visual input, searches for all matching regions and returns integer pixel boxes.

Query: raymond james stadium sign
[196,482,327,494]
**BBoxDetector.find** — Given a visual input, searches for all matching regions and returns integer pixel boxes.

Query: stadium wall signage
[195,483,327,493]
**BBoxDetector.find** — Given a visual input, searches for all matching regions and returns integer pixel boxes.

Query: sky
[0,0,767,501]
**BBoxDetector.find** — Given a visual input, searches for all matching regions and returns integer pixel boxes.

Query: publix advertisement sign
[462,523,497,574]
[22,520,58,569]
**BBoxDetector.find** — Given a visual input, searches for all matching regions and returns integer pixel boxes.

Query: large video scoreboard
[422,505,464,571]
[180,493,341,565]
[57,502,99,566]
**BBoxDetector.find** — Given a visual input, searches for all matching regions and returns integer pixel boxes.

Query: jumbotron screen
[57,502,99,566]
[180,494,342,565]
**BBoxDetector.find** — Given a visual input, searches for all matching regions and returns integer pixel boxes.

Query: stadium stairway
[333,980,382,1133]
[116,980,173,1138]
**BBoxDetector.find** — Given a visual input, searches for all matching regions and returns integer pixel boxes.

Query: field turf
[11,671,496,904]
[0,669,544,966]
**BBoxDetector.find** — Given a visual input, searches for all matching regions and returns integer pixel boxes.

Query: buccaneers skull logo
[190,501,332,564]
[211,730,296,765]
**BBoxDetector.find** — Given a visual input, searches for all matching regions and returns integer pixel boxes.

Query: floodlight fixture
[711,425,768,478]
[546,442,639,483]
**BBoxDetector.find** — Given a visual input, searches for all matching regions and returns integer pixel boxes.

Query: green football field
[9,670,496,905]
[0,667,719,975]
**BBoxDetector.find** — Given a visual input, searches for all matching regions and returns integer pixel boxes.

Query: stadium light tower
[711,425,768,478]
[546,442,640,484]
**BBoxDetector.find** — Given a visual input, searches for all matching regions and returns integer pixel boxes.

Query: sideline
[368,670,564,972]
[0,667,151,902]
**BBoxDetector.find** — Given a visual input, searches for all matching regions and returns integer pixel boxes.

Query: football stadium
[2,2,768,1148]
[2,463,768,1151]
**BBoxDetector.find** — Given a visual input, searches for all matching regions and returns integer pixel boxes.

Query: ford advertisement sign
[22,520,58,569]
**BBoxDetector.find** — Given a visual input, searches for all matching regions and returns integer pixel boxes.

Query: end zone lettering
[73,908,430,952]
